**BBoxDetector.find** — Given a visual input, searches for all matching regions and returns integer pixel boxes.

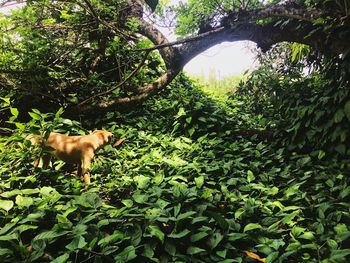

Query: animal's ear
[92,130,100,134]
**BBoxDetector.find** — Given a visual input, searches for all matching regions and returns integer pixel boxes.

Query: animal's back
[45,133,84,163]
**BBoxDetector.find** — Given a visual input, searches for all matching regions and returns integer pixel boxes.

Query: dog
[27,130,114,184]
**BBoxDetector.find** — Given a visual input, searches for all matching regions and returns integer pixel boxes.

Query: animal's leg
[77,163,82,177]
[81,154,93,185]
[42,154,52,169]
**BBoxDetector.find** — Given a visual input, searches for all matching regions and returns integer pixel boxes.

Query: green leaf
[318,150,325,159]
[148,225,164,242]
[168,229,191,238]
[14,122,25,130]
[115,245,136,262]
[0,200,14,212]
[299,232,315,240]
[247,170,255,183]
[194,175,204,188]
[15,195,34,208]
[165,241,176,256]
[234,208,245,219]
[191,232,209,242]
[0,233,17,241]
[339,186,350,199]
[98,231,124,246]
[286,241,301,251]
[334,109,345,123]
[266,252,279,263]
[0,97,10,106]
[66,236,87,251]
[177,211,196,221]
[187,246,205,255]
[330,249,350,260]
[327,239,338,249]
[122,199,133,208]
[344,100,350,121]
[16,224,38,234]
[243,223,262,232]
[208,232,223,249]
[291,226,305,237]
[207,211,229,230]
[134,175,150,189]
[132,193,149,204]
[51,253,70,263]
[0,248,13,257]
[10,107,19,118]
[33,230,69,242]
[28,112,41,120]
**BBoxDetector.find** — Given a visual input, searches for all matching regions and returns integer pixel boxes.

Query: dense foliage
[0,0,163,117]
[235,43,350,157]
[1,0,350,262]
[1,75,350,262]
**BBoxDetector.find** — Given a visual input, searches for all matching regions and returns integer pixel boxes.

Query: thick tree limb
[73,68,180,115]
[68,1,349,114]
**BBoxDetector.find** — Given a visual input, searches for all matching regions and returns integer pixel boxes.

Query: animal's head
[92,130,114,146]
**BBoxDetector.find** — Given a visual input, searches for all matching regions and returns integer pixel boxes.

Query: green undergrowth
[1,76,350,263]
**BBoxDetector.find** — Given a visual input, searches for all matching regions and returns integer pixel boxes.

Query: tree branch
[76,50,150,108]
[68,1,348,114]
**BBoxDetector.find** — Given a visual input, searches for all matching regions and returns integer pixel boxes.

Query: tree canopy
[1,0,349,117]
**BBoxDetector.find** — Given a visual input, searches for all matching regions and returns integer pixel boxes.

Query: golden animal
[27,130,114,184]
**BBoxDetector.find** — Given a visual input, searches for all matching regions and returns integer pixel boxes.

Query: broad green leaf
[134,175,150,189]
[0,248,13,257]
[194,175,204,188]
[51,253,70,263]
[98,231,124,246]
[208,232,223,249]
[177,211,196,221]
[66,236,87,251]
[10,107,19,117]
[168,229,191,238]
[115,245,137,262]
[187,246,205,255]
[15,195,34,208]
[247,170,255,183]
[243,223,262,232]
[334,109,345,123]
[191,232,209,242]
[0,200,14,212]
[330,249,350,260]
[148,225,164,242]
[132,193,149,204]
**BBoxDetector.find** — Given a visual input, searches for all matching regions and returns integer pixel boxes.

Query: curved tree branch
[68,1,349,115]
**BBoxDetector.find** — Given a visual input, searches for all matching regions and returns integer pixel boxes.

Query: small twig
[76,50,150,107]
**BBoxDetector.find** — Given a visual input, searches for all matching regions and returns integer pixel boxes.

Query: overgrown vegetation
[1,0,350,262]
[1,73,350,262]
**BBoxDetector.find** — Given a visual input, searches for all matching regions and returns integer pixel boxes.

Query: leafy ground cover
[1,76,350,263]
